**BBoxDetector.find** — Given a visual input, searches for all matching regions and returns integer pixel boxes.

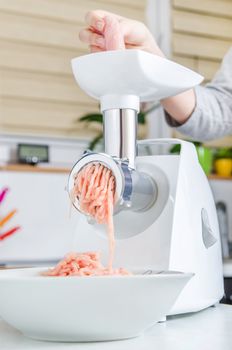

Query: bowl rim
[0,267,194,282]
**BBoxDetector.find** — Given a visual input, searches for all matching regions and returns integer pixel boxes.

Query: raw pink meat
[103,15,125,51]
[42,252,130,277]
[43,163,130,277]
[72,163,116,272]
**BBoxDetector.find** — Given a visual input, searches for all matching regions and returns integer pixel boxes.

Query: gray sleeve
[165,47,232,141]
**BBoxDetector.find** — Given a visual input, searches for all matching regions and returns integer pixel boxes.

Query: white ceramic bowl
[0,268,192,342]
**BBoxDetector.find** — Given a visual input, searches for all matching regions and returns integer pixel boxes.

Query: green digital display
[18,144,49,164]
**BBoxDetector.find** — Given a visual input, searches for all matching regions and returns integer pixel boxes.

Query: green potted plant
[214,148,232,177]
[78,103,159,150]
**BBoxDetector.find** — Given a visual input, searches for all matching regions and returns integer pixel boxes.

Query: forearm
[161,89,196,124]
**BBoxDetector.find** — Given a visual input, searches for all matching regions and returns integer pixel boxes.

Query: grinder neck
[68,94,157,216]
[103,108,138,169]
[101,93,140,169]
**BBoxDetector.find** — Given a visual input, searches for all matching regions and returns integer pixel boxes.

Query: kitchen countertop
[0,304,231,350]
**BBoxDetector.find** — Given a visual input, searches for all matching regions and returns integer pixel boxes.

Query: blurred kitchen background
[0,0,232,300]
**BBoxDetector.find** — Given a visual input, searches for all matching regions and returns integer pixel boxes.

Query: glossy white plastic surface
[0,268,192,342]
[71,50,203,111]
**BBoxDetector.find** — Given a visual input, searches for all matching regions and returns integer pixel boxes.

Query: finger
[79,28,105,48]
[90,45,105,53]
[85,10,121,32]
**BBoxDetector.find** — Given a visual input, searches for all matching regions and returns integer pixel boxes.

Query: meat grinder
[68,49,223,315]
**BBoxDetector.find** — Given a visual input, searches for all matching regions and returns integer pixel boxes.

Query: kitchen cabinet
[0,164,77,263]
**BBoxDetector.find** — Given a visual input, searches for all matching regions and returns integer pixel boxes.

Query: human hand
[79,10,165,56]
[79,10,196,126]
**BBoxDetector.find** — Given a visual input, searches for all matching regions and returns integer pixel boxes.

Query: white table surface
[0,304,231,350]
